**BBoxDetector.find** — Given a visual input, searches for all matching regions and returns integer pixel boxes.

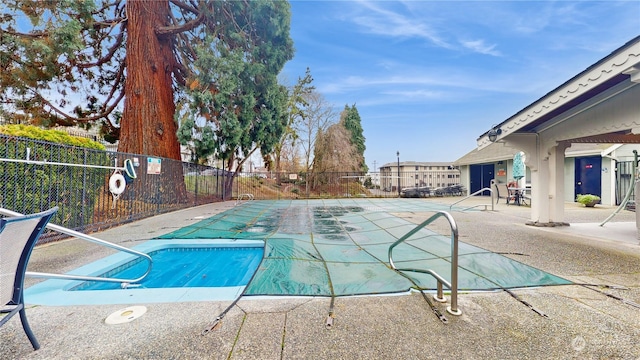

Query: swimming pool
[73,246,263,291]
[25,239,264,306]
[25,199,572,306]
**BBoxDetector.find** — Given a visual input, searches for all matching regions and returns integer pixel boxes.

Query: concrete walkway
[2,197,639,359]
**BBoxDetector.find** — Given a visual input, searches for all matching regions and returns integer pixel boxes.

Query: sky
[280,0,640,170]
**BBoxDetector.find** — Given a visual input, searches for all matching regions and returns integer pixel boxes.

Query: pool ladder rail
[235,193,254,206]
[449,187,495,212]
[0,207,152,286]
[388,210,462,317]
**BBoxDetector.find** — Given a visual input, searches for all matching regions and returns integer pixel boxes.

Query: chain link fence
[233,171,383,200]
[231,171,464,200]
[0,134,227,243]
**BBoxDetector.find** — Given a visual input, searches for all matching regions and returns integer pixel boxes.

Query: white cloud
[347,0,453,49]
[317,66,548,98]
[380,89,445,99]
[459,39,501,56]
[345,1,511,57]
[319,73,456,95]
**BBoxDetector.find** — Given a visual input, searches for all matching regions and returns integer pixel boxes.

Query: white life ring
[109,173,126,195]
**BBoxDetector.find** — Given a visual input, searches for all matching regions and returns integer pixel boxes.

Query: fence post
[194,165,199,206]
[81,149,88,226]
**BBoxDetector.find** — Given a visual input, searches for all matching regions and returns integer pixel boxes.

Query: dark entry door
[470,164,495,195]
[574,156,601,197]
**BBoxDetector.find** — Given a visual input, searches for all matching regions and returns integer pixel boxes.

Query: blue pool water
[73,247,264,291]
[25,239,266,305]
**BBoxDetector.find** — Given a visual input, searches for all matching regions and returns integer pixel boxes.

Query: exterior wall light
[488,126,502,142]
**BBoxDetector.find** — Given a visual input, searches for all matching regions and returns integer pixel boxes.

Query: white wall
[460,165,470,195]
[563,158,575,203]
[601,157,615,205]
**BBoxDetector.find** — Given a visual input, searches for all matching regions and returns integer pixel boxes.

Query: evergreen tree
[340,104,367,173]
[0,0,294,165]
[176,1,294,176]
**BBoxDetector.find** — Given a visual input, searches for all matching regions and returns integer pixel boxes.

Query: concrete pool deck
[2,197,640,359]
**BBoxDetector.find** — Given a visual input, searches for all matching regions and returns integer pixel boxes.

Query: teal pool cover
[159,199,571,296]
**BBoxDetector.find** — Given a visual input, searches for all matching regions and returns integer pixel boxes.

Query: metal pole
[0,207,152,284]
[222,158,225,201]
[0,156,126,171]
[194,165,199,206]
[397,151,400,197]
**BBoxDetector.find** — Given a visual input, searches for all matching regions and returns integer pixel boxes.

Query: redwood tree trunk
[121,0,179,158]
[120,0,187,202]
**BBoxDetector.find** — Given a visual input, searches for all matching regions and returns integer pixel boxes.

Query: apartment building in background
[378,161,460,192]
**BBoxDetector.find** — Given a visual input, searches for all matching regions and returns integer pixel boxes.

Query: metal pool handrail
[388,211,461,316]
[235,193,254,206]
[449,187,494,212]
[0,207,152,285]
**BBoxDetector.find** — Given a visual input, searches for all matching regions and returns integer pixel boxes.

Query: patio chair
[0,207,58,350]
[495,182,524,205]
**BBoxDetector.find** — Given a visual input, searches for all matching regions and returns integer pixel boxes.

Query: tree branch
[99,60,126,110]
[93,1,123,15]
[169,0,199,14]
[90,17,127,30]
[155,5,204,37]
[0,29,47,39]
[77,30,125,68]
[35,88,124,124]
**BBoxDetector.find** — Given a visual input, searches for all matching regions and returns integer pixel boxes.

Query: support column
[548,143,570,225]
[533,158,551,224]
[507,136,569,227]
[506,134,571,226]
[527,166,542,222]
[504,134,543,224]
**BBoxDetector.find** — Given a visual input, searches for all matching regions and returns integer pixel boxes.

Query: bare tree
[268,68,314,177]
[297,91,336,173]
[294,91,335,194]
[312,123,360,189]
[279,141,302,174]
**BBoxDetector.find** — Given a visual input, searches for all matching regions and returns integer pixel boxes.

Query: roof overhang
[477,36,640,149]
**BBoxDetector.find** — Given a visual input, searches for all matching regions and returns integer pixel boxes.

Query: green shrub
[576,194,601,206]
[0,124,106,150]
